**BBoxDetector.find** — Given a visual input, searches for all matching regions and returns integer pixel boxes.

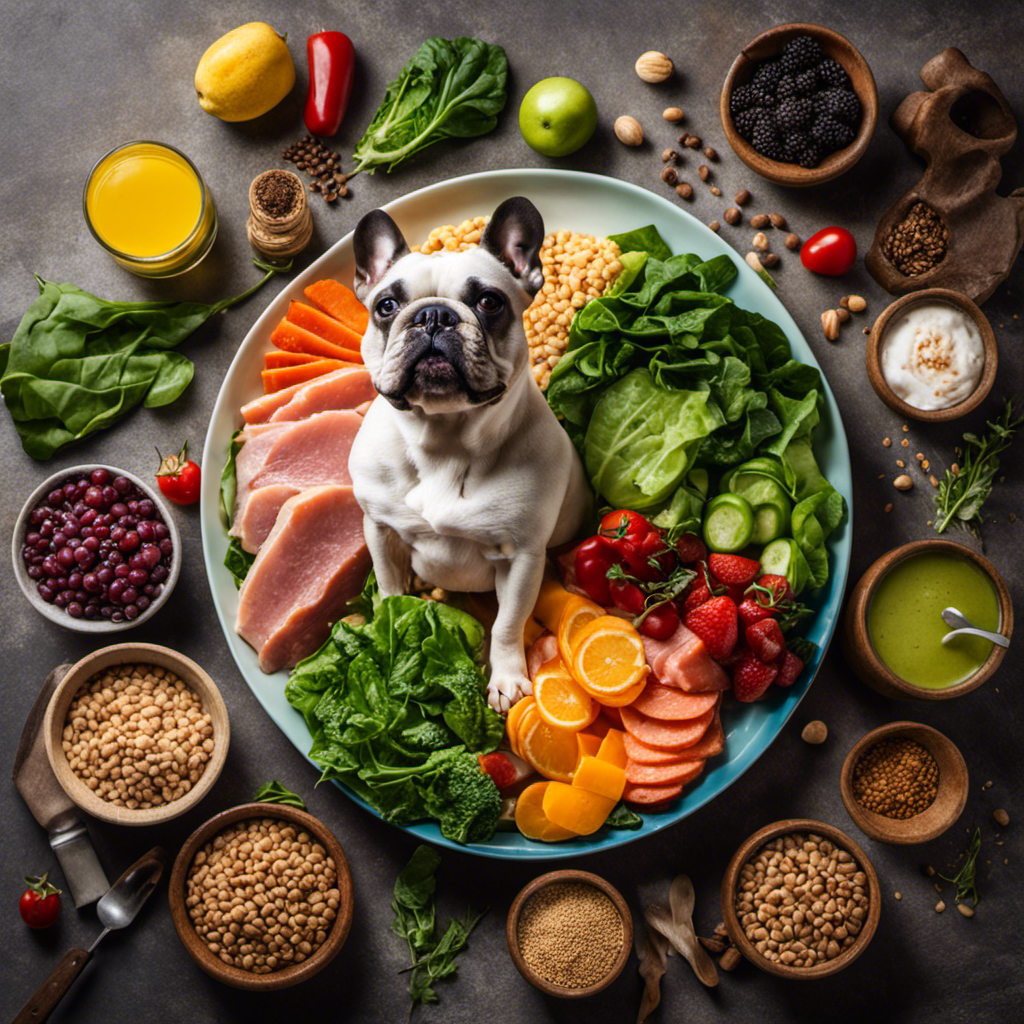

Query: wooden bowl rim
[719,22,878,187]
[43,642,230,826]
[865,289,998,422]
[839,721,969,844]
[506,868,633,998]
[844,538,1012,700]
[168,802,354,991]
[720,818,881,979]
[10,463,182,633]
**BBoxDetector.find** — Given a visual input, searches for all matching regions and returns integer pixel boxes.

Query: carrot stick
[264,350,322,369]
[261,359,349,394]
[303,279,370,335]
[270,319,363,363]
[286,300,364,351]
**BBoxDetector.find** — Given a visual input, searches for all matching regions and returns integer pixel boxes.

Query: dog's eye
[476,291,505,314]
[375,296,399,318]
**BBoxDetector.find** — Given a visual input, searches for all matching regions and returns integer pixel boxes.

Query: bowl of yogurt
[866,288,997,421]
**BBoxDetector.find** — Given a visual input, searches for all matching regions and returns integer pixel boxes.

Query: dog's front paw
[487,672,533,714]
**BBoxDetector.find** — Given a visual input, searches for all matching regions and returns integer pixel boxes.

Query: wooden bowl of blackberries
[720,24,878,186]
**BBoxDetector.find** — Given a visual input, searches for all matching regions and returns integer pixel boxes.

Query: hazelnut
[784,233,801,250]
[847,294,867,312]
[708,220,721,232]
[635,51,674,83]
[614,115,643,146]
[763,252,780,268]
[675,182,693,199]
[724,207,742,225]
[734,189,752,206]
[801,720,828,745]
[769,213,787,229]
[750,213,770,229]
[994,808,1010,827]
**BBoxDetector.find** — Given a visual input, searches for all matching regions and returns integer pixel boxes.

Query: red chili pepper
[304,31,355,137]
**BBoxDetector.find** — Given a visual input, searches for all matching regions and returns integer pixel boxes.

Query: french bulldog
[348,197,591,711]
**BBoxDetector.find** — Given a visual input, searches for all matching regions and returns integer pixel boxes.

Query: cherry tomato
[574,536,616,605]
[20,873,61,929]
[156,441,201,506]
[800,227,857,276]
[639,602,680,640]
[609,579,645,615]
[600,509,654,545]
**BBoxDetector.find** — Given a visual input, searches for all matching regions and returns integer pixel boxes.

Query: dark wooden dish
[506,869,632,998]
[842,539,1012,700]
[720,818,881,980]
[866,288,997,422]
[719,23,878,187]
[169,803,354,990]
[840,722,969,844]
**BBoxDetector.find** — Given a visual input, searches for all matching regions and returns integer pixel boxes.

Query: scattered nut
[708,220,721,232]
[821,309,840,341]
[635,50,674,83]
[894,474,914,490]
[883,437,892,447]
[698,934,729,954]
[704,147,718,161]
[752,231,769,251]
[769,213,787,229]
[901,438,910,447]
[957,904,975,918]
[745,251,764,273]
[709,185,722,196]
[662,106,684,122]
[699,164,710,181]
[684,135,702,149]
[922,459,930,470]
[902,424,910,432]
[896,459,906,468]
[660,166,679,185]
[929,474,940,487]
[801,720,828,745]
[915,452,925,461]
[837,308,851,323]
[614,115,644,146]
[847,294,867,312]
[724,207,742,226]
[935,901,946,913]
[734,189,752,206]
[884,502,893,513]
[750,213,770,229]
[839,295,851,309]
[676,182,693,200]
[923,864,936,878]
[784,232,801,250]
[678,133,691,145]
[762,252,780,268]
[661,147,678,163]
[719,947,742,971]
[994,808,1010,827]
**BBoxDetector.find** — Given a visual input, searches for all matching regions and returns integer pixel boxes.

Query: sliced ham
[527,634,559,679]
[241,366,374,424]
[237,485,371,673]
[229,484,301,553]
[619,703,716,751]
[629,683,718,721]
[642,623,730,693]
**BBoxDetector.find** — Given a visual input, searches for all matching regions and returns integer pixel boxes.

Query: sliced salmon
[623,780,686,806]
[619,704,715,751]
[241,367,374,424]
[624,758,704,787]
[237,484,371,673]
[642,623,730,693]
[629,682,719,721]
[623,709,725,764]
[229,484,300,554]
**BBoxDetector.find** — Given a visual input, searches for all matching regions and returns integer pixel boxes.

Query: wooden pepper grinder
[247,169,314,263]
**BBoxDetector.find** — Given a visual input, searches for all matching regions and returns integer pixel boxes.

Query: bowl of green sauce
[843,539,1012,700]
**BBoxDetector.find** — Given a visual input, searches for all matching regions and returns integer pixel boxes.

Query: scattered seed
[784,233,801,250]
[709,185,722,196]
[614,115,644,146]
[801,720,828,744]
[745,251,764,272]
[676,182,693,200]
[896,459,906,468]
[994,808,1010,826]
[884,503,893,513]
[837,308,851,323]
[847,294,867,312]
[708,220,721,232]
[951,462,959,474]
[699,165,710,181]
[894,474,913,491]
[769,213,787,229]
[678,133,691,145]
[883,437,892,447]
[663,107,684,122]
[684,135,702,149]
[719,947,742,971]
[724,207,742,226]
[894,892,902,900]
[763,252,779,268]
[704,147,718,161]
[922,459,930,470]
[863,326,870,334]
[752,231,769,252]
[840,295,851,309]
[957,904,975,918]
[923,865,936,878]
[662,147,678,163]
[929,474,940,487]
[901,439,910,447]
[750,213,770,229]
[902,424,910,432]
[734,189,752,206]
[821,309,840,341]
[661,166,679,185]
[915,453,925,461]
[935,901,945,913]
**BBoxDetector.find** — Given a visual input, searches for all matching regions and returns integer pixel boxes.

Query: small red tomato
[609,579,646,615]
[801,226,857,276]
[20,873,61,929]
[156,441,201,506]
[638,602,679,640]
[574,536,616,605]
[477,752,518,790]
[600,509,654,544]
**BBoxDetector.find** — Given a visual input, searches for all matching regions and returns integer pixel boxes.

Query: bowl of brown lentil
[841,722,969,844]
[507,869,632,998]
[44,643,229,826]
[721,819,881,979]
[168,803,353,989]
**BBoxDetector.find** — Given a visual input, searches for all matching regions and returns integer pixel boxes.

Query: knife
[13,846,168,1024]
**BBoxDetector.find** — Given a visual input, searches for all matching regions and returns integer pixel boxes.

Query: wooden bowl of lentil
[720,819,881,979]
[840,722,968,844]
[168,803,354,990]
[866,289,997,422]
[506,869,632,998]
[44,643,229,826]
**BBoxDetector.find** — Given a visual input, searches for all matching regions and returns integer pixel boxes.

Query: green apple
[519,77,598,157]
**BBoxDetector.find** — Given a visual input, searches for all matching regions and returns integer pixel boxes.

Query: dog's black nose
[413,304,460,334]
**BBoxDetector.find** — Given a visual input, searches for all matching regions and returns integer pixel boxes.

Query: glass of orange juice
[83,141,218,277]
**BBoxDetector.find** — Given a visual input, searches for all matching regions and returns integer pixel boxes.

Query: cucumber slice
[751,502,790,545]
[760,538,799,579]
[729,472,791,513]
[703,494,754,552]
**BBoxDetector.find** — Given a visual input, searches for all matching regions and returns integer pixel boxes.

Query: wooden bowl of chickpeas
[44,642,230,826]
[168,803,354,989]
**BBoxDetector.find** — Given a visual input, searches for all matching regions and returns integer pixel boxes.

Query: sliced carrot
[515,782,578,842]
[573,755,626,802]
[596,728,628,770]
[542,782,615,835]
[287,300,365,351]
[261,359,348,394]
[271,319,363,363]
[264,351,322,369]
[624,758,704,787]
[622,780,686,807]
[304,279,370,335]
[619,705,715,751]
[629,684,719,721]
[577,732,602,761]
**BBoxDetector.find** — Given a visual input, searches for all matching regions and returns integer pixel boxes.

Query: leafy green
[939,827,982,906]
[285,581,503,843]
[605,802,644,830]
[224,539,255,589]
[608,224,673,261]
[392,846,485,1010]
[254,780,307,810]
[220,429,255,588]
[934,399,1021,538]
[349,38,508,176]
[1,260,288,459]
[652,477,706,540]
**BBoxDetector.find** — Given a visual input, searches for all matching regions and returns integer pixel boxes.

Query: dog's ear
[480,197,546,297]
[353,210,410,301]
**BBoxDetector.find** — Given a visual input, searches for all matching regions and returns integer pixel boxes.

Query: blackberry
[775,96,814,132]
[778,69,818,99]
[778,35,822,74]
[815,87,862,126]
[811,116,856,152]
[750,60,785,95]
[750,121,784,161]
[734,107,769,140]
[782,131,813,163]
[730,83,772,114]
[817,57,851,89]
[796,142,825,169]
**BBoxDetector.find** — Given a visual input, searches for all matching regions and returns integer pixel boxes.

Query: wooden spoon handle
[13,947,92,1024]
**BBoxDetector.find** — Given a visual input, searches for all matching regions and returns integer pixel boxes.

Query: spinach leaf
[608,224,673,261]
[220,429,244,527]
[224,538,255,589]
[253,780,307,810]
[2,260,287,459]
[605,802,644,830]
[350,38,508,175]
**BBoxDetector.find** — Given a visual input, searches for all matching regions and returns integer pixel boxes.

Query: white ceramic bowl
[11,464,182,633]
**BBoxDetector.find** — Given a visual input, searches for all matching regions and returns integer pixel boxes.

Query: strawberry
[679,581,711,617]
[675,532,707,564]
[774,649,805,688]
[725,583,748,604]
[684,595,738,662]
[745,619,785,663]
[738,596,776,630]
[708,553,760,587]
[747,574,793,607]
[732,652,779,701]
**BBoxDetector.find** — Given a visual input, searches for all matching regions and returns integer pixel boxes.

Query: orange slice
[556,596,604,668]
[520,713,582,783]
[534,657,598,731]
[591,676,647,708]
[571,615,649,698]
[515,781,578,842]
[506,696,536,756]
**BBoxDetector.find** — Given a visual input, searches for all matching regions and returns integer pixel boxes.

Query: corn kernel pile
[418,217,622,389]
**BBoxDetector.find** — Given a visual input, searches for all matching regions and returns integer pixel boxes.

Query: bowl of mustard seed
[507,869,632,998]
[840,721,969,844]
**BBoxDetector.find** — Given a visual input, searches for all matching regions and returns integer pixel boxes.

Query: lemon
[194,22,295,122]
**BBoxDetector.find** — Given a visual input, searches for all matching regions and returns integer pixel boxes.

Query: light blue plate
[201,169,852,860]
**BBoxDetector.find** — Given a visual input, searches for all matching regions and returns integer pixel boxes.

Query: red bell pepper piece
[304,31,355,137]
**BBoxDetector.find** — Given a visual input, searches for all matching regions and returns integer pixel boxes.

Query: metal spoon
[14,847,167,1024]
[941,606,1010,648]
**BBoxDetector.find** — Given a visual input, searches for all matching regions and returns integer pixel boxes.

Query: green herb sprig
[939,827,982,906]
[934,399,1022,538]
[253,780,307,810]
